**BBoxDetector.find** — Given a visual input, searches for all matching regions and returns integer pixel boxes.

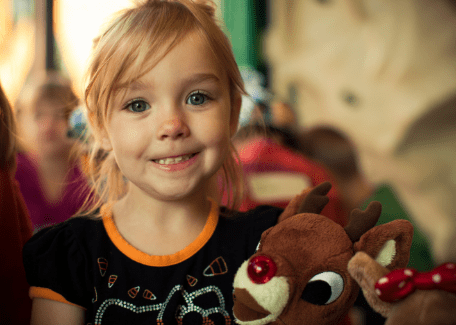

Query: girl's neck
[111,185,213,256]
[114,184,211,229]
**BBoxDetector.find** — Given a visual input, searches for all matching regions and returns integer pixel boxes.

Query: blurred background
[1,0,456,266]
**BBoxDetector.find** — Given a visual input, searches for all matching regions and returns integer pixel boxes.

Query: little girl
[23,1,283,324]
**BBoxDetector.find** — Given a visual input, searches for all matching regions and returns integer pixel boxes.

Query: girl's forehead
[114,32,227,90]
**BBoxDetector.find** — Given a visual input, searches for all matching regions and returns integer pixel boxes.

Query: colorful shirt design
[23,200,282,324]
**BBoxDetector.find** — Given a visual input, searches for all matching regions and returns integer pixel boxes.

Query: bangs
[85,0,246,140]
[87,1,199,122]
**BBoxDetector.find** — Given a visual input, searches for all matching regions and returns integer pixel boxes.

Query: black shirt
[23,200,282,324]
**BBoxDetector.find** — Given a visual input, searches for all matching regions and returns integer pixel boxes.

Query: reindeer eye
[301,272,344,305]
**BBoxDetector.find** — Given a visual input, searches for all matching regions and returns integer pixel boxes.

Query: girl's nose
[157,117,190,140]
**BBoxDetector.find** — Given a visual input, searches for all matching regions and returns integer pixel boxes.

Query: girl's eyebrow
[181,73,221,86]
[125,73,221,92]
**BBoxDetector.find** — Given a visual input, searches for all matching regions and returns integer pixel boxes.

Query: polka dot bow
[374,263,456,303]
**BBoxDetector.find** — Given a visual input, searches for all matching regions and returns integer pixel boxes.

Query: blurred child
[0,82,33,324]
[232,124,347,226]
[232,68,346,224]
[14,71,92,231]
[23,1,285,323]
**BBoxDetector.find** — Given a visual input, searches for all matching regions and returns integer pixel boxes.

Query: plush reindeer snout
[233,257,291,324]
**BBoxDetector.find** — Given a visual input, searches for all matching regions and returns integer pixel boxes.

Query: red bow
[374,263,456,302]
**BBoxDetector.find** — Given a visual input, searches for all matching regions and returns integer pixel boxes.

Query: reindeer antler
[344,201,382,242]
[278,182,331,223]
[297,181,331,214]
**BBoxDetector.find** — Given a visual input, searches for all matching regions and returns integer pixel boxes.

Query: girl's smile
[151,152,197,165]
[151,152,199,172]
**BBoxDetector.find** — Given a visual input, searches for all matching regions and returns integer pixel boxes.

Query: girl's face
[101,31,240,203]
[22,97,74,158]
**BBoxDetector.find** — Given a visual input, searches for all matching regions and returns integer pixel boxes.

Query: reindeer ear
[354,220,413,270]
[347,252,393,317]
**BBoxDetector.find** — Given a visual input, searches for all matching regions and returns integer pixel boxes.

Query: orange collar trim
[101,198,219,267]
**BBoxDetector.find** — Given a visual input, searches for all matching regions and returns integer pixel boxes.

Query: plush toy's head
[348,251,456,325]
[233,182,414,325]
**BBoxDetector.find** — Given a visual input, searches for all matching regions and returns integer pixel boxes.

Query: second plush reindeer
[348,251,456,325]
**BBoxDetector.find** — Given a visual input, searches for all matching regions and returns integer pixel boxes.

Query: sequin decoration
[108,275,118,288]
[187,275,198,287]
[143,289,157,300]
[97,258,108,277]
[93,285,230,324]
[128,286,140,299]
[92,287,98,303]
[203,257,228,277]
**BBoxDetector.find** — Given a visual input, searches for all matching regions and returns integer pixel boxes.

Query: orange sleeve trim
[29,287,86,310]
[101,198,219,267]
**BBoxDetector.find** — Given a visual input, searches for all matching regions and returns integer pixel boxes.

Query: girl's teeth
[155,154,193,165]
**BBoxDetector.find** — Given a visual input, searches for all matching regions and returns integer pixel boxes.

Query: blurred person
[232,68,346,225]
[14,71,92,231]
[231,123,348,227]
[270,100,297,131]
[0,81,33,324]
[302,125,435,325]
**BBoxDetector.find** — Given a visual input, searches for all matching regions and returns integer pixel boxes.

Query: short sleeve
[22,221,89,309]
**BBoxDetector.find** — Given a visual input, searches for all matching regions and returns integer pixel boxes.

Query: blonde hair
[0,82,17,172]
[82,0,246,216]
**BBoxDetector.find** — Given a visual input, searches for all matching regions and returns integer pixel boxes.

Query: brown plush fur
[233,182,414,325]
[348,252,456,325]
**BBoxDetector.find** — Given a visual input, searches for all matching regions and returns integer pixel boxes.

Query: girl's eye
[125,100,150,113]
[186,91,209,106]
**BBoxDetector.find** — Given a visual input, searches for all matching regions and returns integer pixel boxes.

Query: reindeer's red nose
[247,255,277,284]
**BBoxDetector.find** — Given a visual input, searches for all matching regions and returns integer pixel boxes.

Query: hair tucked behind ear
[76,144,127,216]
[219,143,244,210]
[0,83,17,172]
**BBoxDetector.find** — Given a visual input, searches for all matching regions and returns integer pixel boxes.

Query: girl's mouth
[152,153,197,165]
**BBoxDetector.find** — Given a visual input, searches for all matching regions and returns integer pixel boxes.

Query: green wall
[222,0,268,78]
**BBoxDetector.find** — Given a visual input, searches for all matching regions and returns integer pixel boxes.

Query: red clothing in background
[0,168,33,325]
[236,138,347,226]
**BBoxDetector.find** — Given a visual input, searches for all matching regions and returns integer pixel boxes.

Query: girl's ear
[229,93,242,136]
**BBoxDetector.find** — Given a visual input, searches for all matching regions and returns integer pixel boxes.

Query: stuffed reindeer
[348,251,456,325]
[233,182,414,325]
